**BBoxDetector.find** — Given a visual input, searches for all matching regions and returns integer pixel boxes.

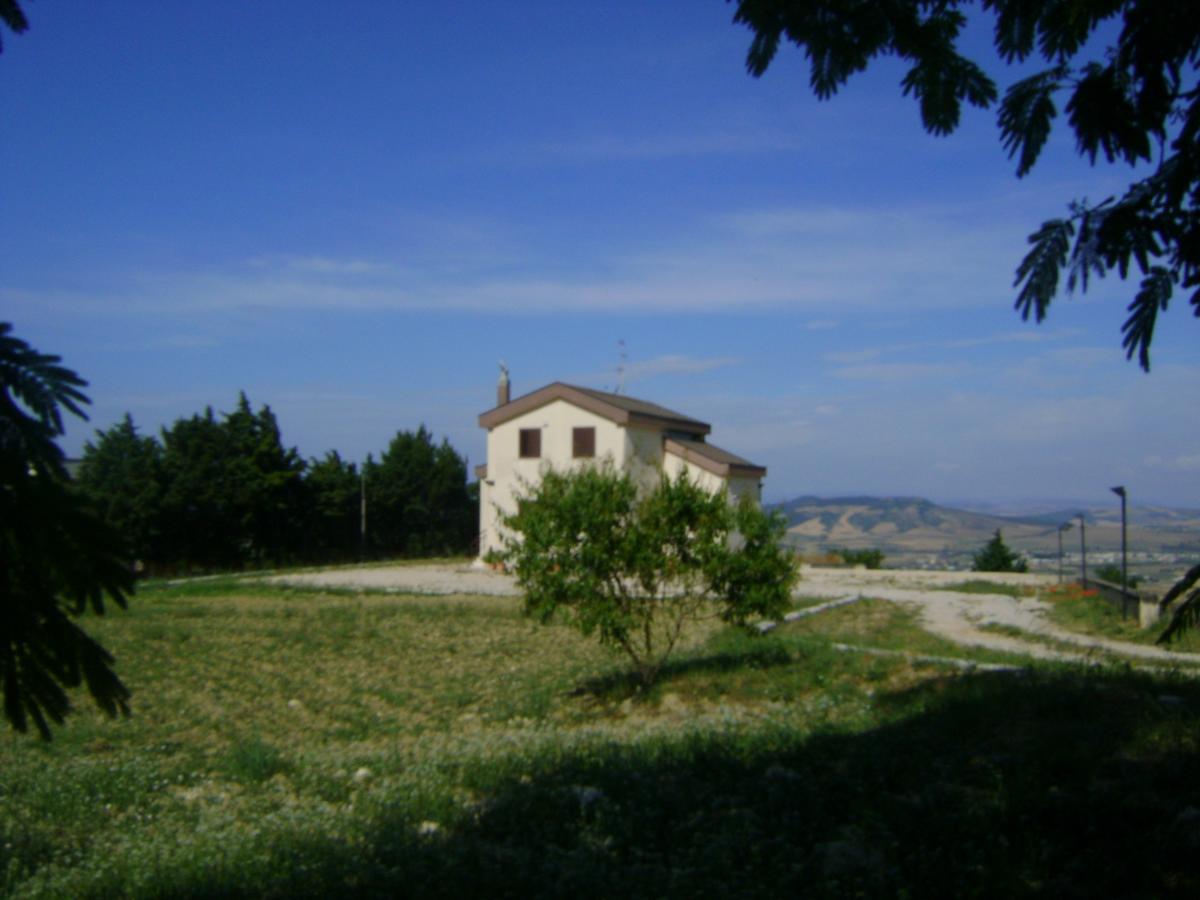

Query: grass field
[1043,582,1200,653]
[4,578,1200,897]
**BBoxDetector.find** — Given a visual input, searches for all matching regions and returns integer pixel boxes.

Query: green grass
[4,582,1200,897]
[1044,583,1200,654]
[785,596,1034,667]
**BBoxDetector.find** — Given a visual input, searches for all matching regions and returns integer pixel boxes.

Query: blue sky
[3,2,1197,506]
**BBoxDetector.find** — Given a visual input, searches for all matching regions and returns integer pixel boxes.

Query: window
[572,426,595,458]
[519,428,541,458]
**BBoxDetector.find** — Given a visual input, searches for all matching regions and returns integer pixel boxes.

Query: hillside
[770,496,1200,578]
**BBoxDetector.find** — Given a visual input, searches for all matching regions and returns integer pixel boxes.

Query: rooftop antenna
[615,339,626,394]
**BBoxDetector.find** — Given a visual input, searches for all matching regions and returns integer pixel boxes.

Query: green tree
[832,547,885,569]
[730,0,1200,369]
[158,394,306,571]
[971,529,1029,573]
[77,413,166,570]
[500,466,797,685]
[0,323,132,738]
[368,426,474,558]
[220,394,307,565]
[304,450,361,562]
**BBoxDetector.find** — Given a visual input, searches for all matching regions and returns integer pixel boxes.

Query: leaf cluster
[500,466,797,684]
[731,0,1200,368]
[1,323,132,738]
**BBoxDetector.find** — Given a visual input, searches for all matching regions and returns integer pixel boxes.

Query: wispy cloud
[1144,453,1200,472]
[5,200,1044,320]
[626,354,741,380]
[268,256,392,275]
[830,362,972,382]
[534,129,808,162]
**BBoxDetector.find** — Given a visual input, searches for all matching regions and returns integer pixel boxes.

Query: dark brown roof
[663,437,767,479]
[478,382,710,436]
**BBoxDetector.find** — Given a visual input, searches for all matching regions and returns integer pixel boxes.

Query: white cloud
[276,256,391,275]
[625,354,741,380]
[831,362,972,381]
[1144,453,1200,472]
[3,200,1047,320]
[539,130,809,161]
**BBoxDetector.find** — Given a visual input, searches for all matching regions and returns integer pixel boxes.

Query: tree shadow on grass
[569,638,796,703]
[76,668,1200,899]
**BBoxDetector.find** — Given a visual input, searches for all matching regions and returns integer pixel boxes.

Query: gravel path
[268,563,1200,667]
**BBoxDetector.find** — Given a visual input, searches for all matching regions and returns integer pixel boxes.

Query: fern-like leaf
[999,67,1064,176]
[1121,267,1174,371]
[1014,218,1074,321]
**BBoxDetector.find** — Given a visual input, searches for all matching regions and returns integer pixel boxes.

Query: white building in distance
[474,373,767,559]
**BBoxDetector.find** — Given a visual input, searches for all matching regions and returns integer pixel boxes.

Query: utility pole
[360,464,368,562]
[1077,513,1087,586]
[1111,485,1128,593]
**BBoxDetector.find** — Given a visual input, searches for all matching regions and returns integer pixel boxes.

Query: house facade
[474,375,766,558]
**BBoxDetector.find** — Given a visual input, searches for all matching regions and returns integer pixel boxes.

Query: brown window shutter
[519,428,541,458]
[572,427,595,458]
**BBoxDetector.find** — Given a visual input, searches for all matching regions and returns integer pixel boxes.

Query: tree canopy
[972,529,1029,573]
[500,466,797,685]
[731,0,1200,370]
[1,323,132,738]
[78,403,478,573]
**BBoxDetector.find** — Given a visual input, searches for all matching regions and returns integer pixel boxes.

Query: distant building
[475,373,766,558]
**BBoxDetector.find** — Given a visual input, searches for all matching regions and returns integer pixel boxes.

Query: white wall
[479,402,764,558]
[479,399,626,557]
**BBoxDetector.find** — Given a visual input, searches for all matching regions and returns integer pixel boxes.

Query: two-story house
[474,372,767,558]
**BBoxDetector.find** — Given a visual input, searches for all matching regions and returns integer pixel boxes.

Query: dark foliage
[366,426,476,558]
[832,547,885,569]
[0,323,132,738]
[731,0,1200,369]
[971,528,1029,573]
[80,402,477,574]
[304,450,362,562]
[1156,562,1200,644]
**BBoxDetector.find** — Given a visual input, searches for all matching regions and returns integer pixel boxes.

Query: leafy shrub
[500,466,797,685]
[1093,563,1140,588]
[832,548,885,569]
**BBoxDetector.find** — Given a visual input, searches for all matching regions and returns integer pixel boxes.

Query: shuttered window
[519,428,541,458]
[573,426,595,458]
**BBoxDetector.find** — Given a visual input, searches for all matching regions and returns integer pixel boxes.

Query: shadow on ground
[112,665,1200,899]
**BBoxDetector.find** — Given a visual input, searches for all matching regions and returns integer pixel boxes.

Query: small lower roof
[664,437,766,479]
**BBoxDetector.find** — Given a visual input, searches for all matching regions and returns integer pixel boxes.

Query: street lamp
[1077,513,1087,585]
[1111,485,1128,593]
[1058,521,1073,584]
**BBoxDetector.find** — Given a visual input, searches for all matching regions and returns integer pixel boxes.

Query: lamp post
[1077,513,1087,586]
[1111,485,1128,593]
[1058,521,1073,584]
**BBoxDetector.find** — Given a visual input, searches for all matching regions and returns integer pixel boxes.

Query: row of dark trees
[75,394,477,573]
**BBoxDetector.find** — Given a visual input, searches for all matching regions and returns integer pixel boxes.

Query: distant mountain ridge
[768,495,1200,573]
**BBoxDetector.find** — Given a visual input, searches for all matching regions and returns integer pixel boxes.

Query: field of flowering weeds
[4,581,1200,897]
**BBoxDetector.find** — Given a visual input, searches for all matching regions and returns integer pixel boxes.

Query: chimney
[497,363,510,406]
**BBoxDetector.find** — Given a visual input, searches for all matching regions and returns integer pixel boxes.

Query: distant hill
[768,495,1200,579]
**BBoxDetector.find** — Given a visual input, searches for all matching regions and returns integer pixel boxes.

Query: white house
[474,372,767,558]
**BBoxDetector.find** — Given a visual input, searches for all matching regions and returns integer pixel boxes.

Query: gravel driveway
[268,563,1200,667]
